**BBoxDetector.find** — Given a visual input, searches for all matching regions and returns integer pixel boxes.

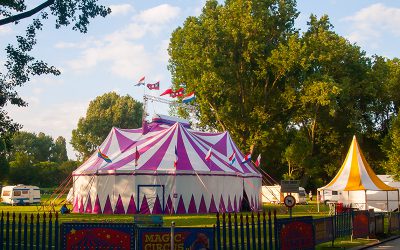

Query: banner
[275,216,315,250]
[61,223,135,249]
[314,217,334,244]
[352,210,369,238]
[137,227,214,250]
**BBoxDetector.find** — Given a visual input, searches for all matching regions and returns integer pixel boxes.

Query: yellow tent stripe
[344,139,365,190]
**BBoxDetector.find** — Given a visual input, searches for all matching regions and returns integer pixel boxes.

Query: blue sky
[1,0,399,159]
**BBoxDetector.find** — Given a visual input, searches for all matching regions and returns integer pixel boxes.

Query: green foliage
[0,0,111,138]
[71,92,143,160]
[382,113,400,180]
[169,0,399,187]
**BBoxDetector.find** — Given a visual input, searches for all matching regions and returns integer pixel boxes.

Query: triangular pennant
[114,194,125,214]
[176,195,186,214]
[233,195,238,212]
[165,195,174,214]
[198,195,207,214]
[188,195,197,214]
[126,195,137,214]
[73,196,79,213]
[140,195,150,214]
[93,195,102,214]
[208,194,218,213]
[103,195,113,214]
[227,196,233,212]
[85,195,92,213]
[152,195,163,214]
[219,195,226,213]
[79,197,84,213]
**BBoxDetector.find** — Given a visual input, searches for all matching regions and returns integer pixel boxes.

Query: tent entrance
[137,185,165,214]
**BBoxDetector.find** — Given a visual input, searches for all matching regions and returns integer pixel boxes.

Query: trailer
[1,185,41,205]
[261,185,307,204]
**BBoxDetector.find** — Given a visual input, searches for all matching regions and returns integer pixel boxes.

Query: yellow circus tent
[317,136,399,212]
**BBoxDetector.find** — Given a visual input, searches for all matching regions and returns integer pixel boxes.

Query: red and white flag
[174,146,178,168]
[160,88,173,96]
[135,147,140,167]
[170,88,185,98]
[205,148,212,161]
[255,154,261,167]
[147,81,160,90]
[135,76,145,86]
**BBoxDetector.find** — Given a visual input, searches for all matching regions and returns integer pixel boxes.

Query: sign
[284,195,296,208]
[281,180,299,193]
[275,216,315,250]
[61,223,135,249]
[314,217,334,244]
[137,227,214,250]
[352,210,369,238]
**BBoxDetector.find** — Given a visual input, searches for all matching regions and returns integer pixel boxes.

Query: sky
[1,0,400,159]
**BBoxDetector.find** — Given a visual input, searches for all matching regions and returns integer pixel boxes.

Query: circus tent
[70,115,262,214]
[317,136,399,212]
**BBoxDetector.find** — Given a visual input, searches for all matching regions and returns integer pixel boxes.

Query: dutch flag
[241,153,252,164]
[182,92,196,103]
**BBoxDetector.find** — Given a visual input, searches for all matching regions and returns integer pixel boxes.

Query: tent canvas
[71,115,262,214]
[317,136,399,212]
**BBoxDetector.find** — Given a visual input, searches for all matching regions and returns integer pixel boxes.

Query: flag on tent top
[205,147,212,161]
[182,92,196,103]
[241,153,251,164]
[160,88,173,96]
[147,81,160,90]
[228,152,236,165]
[170,88,185,98]
[135,76,145,86]
[97,148,112,163]
[174,146,178,168]
[255,154,261,167]
[135,147,140,167]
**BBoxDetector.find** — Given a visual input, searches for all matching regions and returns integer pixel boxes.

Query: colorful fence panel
[314,217,334,245]
[61,222,135,249]
[389,213,400,232]
[375,213,384,235]
[352,210,369,238]
[275,216,315,250]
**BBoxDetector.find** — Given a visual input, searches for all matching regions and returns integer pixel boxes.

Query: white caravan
[1,185,41,205]
[261,185,307,204]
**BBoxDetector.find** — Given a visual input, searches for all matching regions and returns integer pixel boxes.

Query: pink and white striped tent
[71,115,262,214]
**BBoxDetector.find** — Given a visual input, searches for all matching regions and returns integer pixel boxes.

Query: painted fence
[0,211,59,250]
[0,210,394,249]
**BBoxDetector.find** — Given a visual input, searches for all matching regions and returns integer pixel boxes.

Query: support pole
[387,191,389,212]
[365,190,368,210]
[397,190,400,212]
[317,189,320,212]
[171,221,175,250]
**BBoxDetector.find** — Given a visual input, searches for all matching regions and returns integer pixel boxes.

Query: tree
[0,1,111,139]
[51,136,68,162]
[382,113,400,180]
[71,92,143,160]
[0,138,9,181]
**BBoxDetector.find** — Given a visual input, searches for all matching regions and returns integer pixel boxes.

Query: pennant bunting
[147,81,160,90]
[174,146,178,168]
[160,88,173,96]
[135,147,140,167]
[97,148,112,163]
[205,147,212,161]
[182,92,196,103]
[134,76,145,86]
[170,88,185,98]
[255,154,261,167]
[228,152,236,165]
[241,153,252,164]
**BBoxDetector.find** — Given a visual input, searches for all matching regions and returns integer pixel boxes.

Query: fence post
[170,221,175,250]
[274,210,278,250]
[246,214,250,250]
[257,212,261,250]
[17,213,22,250]
[55,213,59,250]
[6,212,10,250]
[268,210,273,250]
[262,211,266,250]
[251,213,255,250]
[228,213,233,249]
[48,213,52,250]
[35,214,40,250]
[41,213,46,250]
[29,214,33,250]
[234,213,239,250]
[240,214,244,250]
[216,213,221,250]
[23,214,27,250]
[1,211,4,250]
[11,212,15,250]
[222,213,226,250]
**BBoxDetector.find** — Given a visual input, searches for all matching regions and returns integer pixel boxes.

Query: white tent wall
[335,190,399,212]
[72,173,260,214]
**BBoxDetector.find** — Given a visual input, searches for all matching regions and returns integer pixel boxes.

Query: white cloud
[109,4,134,16]
[134,4,180,25]
[63,4,181,79]
[343,4,400,45]
[6,100,89,159]
[0,25,12,36]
